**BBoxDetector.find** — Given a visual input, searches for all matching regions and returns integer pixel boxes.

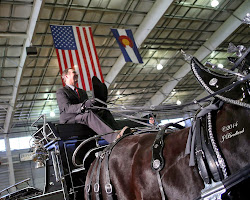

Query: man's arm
[56,88,82,114]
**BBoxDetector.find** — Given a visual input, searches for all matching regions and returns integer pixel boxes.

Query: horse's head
[191,56,250,106]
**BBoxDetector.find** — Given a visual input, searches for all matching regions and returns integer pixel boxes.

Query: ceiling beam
[0,33,28,38]
[144,0,250,107]
[104,0,174,88]
[3,0,43,134]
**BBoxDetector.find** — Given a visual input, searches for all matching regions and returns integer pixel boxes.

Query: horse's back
[106,129,204,200]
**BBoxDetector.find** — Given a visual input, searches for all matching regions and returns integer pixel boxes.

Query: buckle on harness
[86,184,91,193]
[94,183,99,193]
[105,183,112,194]
[195,149,205,158]
[201,181,226,200]
[152,159,161,170]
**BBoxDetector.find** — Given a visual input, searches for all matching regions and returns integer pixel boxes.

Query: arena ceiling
[0,0,250,134]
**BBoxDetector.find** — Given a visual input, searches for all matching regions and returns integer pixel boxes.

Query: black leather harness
[85,132,133,199]
[85,101,249,200]
[187,100,250,199]
[194,115,225,184]
[151,100,250,200]
[151,123,185,200]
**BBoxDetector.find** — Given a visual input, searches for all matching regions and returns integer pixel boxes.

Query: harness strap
[151,123,178,171]
[223,163,250,190]
[195,113,225,185]
[195,118,210,184]
[156,171,166,200]
[100,131,133,199]
[151,128,166,171]
[185,100,224,166]
[104,153,113,200]
[151,123,181,200]
[206,112,228,179]
[94,158,103,200]
[203,115,224,182]
[86,159,99,200]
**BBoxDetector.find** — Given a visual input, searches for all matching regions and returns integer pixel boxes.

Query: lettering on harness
[221,121,238,132]
[220,128,245,143]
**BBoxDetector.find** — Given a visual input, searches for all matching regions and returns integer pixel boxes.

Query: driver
[56,68,130,143]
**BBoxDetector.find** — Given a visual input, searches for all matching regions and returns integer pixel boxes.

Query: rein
[91,71,250,115]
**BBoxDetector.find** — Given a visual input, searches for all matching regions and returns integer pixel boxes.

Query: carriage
[1,43,249,200]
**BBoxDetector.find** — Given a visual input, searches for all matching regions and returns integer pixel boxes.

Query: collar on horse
[185,99,250,199]
[151,99,249,200]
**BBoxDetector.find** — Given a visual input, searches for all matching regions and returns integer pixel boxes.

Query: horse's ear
[92,76,108,103]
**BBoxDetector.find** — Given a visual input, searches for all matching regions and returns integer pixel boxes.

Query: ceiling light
[157,63,163,70]
[211,0,219,7]
[50,111,55,117]
[176,100,182,105]
[211,51,216,57]
[217,63,224,68]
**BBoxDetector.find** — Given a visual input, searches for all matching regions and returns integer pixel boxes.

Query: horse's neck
[215,103,250,173]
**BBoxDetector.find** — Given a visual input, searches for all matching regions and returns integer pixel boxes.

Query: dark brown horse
[84,102,250,200]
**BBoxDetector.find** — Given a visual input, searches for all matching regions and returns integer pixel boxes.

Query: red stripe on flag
[61,50,68,70]
[68,50,79,88]
[75,50,86,91]
[76,27,92,90]
[56,49,65,87]
[68,50,74,68]
[83,27,97,77]
[88,27,104,83]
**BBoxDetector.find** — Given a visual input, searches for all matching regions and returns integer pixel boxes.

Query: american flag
[50,25,104,91]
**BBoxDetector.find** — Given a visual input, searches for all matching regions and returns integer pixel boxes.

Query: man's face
[65,69,78,86]
[149,117,155,125]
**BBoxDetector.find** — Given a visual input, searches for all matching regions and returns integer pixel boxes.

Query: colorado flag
[111,29,143,64]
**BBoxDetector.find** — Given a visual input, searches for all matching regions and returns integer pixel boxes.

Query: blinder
[191,57,250,106]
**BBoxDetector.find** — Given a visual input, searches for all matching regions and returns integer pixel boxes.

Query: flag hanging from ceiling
[111,28,143,64]
[50,25,104,91]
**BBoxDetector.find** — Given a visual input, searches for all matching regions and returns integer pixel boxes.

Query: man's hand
[81,99,96,112]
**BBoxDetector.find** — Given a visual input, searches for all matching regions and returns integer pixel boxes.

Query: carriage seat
[56,124,109,146]
[33,122,109,146]
[33,123,96,142]
[55,123,96,140]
